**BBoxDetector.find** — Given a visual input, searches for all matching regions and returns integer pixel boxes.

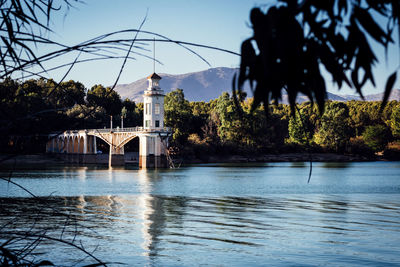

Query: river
[1,162,400,266]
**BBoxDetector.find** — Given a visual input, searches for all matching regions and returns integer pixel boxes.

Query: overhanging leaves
[237,0,400,115]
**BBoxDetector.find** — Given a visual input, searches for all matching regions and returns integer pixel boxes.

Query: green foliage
[164,89,192,145]
[0,75,398,157]
[0,78,143,153]
[315,102,352,152]
[87,85,122,116]
[46,79,86,108]
[121,107,127,118]
[390,105,400,138]
[214,92,239,142]
[121,98,142,127]
[288,104,317,145]
[363,125,391,152]
[347,136,374,157]
[189,101,210,137]
[348,101,371,136]
[213,93,286,150]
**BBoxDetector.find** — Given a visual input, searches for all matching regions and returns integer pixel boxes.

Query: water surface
[1,162,400,266]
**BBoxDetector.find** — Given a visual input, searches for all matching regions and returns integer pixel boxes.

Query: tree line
[1,78,399,158]
[0,78,141,153]
[165,89,400,160]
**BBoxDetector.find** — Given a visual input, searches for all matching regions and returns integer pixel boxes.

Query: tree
[87,85,122,116]
[120,98,141,127]
[190,101,210,137]
[390,105,400,139]
[214,92,240,142]
[288,103,318,145]
[362,124,391,152]
[348,101,371,136]
[212,93,283,151]
[164,89,192,145]
[46,80,86,109]
[236,1,399,114]
[315,102,352,152]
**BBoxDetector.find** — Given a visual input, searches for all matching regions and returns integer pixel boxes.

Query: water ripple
[1,194,400,266]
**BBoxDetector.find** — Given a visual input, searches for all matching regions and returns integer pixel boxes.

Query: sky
[27,0,400,96]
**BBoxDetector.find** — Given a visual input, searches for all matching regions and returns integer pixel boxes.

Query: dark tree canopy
[236,0,399,115]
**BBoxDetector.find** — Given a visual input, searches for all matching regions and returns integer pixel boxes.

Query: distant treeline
[0,78,141,152]
[1,78,399,158]
[165,89,400,159]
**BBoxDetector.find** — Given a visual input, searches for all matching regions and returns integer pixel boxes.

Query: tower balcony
[144,89,164,96]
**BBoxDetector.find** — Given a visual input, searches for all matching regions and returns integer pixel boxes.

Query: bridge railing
[88,126,171,133]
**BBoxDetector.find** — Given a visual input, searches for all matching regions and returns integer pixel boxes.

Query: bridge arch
[117,135,138,149]
[58,137,64,153]
[73,136,79,153]
[68,136,74,153]
[78,136,84,153]
[87,133,111,146]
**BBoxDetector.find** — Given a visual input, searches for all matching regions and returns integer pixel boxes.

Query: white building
[139,72,170,168]
[143,73,165,130]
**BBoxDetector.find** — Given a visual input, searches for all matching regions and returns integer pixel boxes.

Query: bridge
[46,72,173,168]
[46,126,172,168]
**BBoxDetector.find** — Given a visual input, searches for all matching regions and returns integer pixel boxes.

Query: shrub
[362,125,391,152]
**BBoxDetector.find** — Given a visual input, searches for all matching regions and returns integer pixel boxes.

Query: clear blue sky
[31,0,399,96]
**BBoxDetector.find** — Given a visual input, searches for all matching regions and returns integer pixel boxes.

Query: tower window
[155,120,160,127]
[146,103,151,115]
[145,120,151,127]
[155,103,160,114]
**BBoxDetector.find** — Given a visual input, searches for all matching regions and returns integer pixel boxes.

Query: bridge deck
[61,126,171,134]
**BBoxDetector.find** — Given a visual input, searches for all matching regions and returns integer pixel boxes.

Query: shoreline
[184,153,374,164]
[0,152,386,167]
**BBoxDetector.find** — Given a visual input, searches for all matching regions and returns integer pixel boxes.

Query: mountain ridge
[114,67,400,103]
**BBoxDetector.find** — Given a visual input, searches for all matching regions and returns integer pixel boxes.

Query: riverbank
[182,152,374,164]
[0,154,64,165]
[0,152,387,167]
[0,153,140,167]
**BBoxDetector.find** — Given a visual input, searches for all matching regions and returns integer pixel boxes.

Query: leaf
[2,10,15,41]
[380,71,397,112]
[82,263,110,267]
[33,260,55,266]
[338,0,348,16]
[351,69,365,100]
[232,72,244,118]
[391,0,400,48]
[354,6,393,45]
[238,39,256,88]
[1,36,20,66]
[14,38,46,72]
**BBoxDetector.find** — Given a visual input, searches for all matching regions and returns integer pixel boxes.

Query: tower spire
[153,37,155,73]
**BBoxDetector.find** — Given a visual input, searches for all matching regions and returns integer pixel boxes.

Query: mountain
[115,67,251,102]
[114,67,400,103]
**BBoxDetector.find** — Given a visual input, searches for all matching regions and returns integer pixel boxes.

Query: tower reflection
[137,169,167,259]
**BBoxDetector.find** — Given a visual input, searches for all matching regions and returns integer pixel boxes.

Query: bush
[383,141,400,160]
[347,136,374,157]
[362,125,391,152]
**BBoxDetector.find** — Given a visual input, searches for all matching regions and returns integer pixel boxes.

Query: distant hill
[115,67,253,102]
[114,67,400,103]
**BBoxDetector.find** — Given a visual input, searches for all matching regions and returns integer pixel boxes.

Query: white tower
[138,72,170,168]
[143,73,165,129]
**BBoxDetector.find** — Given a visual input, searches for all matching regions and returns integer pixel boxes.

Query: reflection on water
[1,194,400,266]
[321,162,351,168]
[1,162,400,266]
